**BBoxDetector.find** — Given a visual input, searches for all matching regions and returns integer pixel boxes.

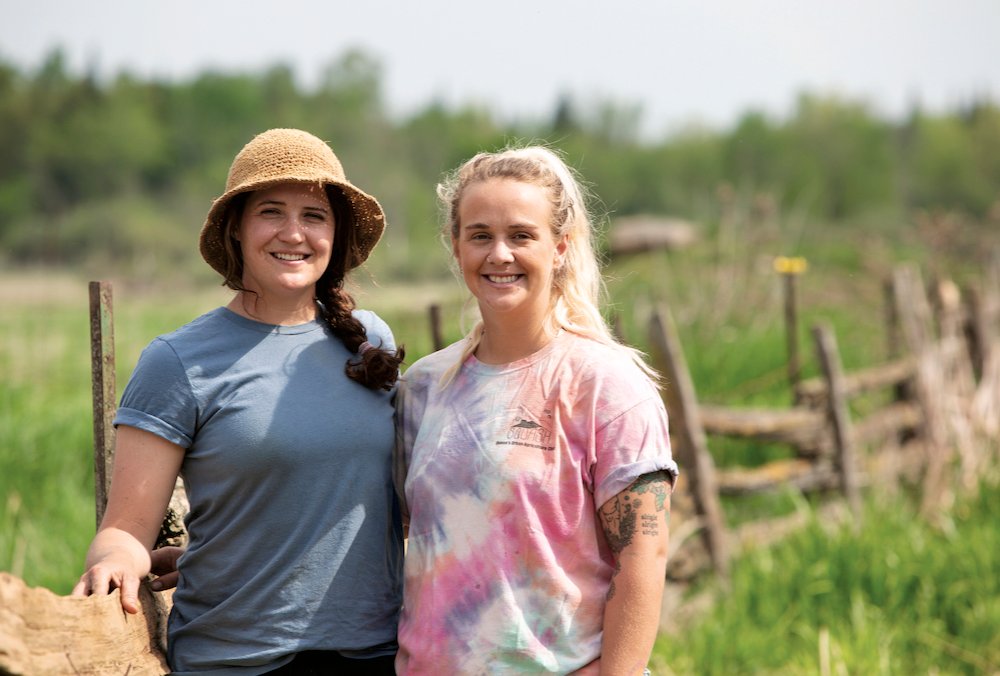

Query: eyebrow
[252,198,329,213]
[463,222,540,230]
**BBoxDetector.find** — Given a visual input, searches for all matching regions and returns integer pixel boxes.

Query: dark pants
[266,650,396,675]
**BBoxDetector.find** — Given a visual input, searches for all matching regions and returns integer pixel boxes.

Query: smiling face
[452,178,567,328]
[237,182,335,301]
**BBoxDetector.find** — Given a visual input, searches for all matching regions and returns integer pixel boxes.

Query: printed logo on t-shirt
[497,412,554,452]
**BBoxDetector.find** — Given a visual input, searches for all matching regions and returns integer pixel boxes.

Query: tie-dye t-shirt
[394,331,677,674]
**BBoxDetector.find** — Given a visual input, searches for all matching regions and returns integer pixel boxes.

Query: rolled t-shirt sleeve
[592,393,677,510]
[114,337,197,448]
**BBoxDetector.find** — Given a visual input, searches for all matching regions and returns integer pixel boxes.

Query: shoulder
[401,340,467,388]
[147,307,236,360]
[556,333,660,402]
[353,309,396,351]
[157,307,230,343]
[561,332,651,379]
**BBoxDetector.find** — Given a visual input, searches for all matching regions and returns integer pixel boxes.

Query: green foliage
[2,48,999,282]
[904,104,1000,216]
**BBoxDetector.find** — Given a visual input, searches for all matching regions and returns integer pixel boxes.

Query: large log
[0,572,170,675]
[607,215,697,256]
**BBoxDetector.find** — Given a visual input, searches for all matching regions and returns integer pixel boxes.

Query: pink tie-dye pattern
[395,332,676,674]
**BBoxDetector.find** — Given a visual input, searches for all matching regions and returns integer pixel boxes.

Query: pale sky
[3,0,998,138]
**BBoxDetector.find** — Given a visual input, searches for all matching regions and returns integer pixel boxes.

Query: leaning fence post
[812,322,862,521]
[89,281,116,529]
[648,304,729,577]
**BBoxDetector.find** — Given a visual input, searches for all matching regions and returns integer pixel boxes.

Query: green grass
[651,481,1000,674]
[1,279,95,591]
[0,277,210,591]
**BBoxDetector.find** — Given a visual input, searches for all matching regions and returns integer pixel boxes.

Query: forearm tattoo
[599,470,672,600]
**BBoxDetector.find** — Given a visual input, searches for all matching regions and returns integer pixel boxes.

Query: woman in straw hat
[393,146,678,674]
[74,128,404,674]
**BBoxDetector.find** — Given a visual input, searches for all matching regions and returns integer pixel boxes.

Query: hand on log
[71,540,150,615]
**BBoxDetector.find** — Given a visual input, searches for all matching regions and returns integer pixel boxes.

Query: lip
[270,252,311,262]
[483,273,522,284]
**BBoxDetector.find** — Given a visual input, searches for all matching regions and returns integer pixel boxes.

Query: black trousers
[265,650,396,675]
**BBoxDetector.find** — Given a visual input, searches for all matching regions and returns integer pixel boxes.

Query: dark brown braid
[316,186,404,391]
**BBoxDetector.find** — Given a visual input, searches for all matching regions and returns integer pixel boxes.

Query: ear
[553,235,568,268]
[451,236,461,264]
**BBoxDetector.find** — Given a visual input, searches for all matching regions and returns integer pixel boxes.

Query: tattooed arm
[597,470,672,675]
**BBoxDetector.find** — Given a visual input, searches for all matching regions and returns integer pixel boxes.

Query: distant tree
[780,94,894,219]
[0,58,31,231]
[0,50,994,277]
[551,93,579,136]
[908,111,987,214]
[723,110,783,193]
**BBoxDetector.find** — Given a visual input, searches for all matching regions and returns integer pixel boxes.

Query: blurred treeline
[2,48,998,284]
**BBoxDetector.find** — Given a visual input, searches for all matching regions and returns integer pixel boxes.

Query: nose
[277,217,306,242]
[487,240,514,265]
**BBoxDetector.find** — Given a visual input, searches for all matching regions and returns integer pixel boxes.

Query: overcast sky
[3,0,998,138]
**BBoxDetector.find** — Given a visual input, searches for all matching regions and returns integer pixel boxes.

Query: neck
[475,315,558,364]
[227,290,317,326]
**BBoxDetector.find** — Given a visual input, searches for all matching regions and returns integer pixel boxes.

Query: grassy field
[650,483,1000,674]
[2,209,997,672]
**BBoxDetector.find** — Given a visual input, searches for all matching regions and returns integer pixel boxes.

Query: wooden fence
[640,259,1000,580]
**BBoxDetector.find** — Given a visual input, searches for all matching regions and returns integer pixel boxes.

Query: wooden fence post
[812,322,862,520]
[428,303,444,352]
[892,264,953,518]
[88,281,116,529]
[883,274,915,436]
[965,285,987,381]
[648,305,729,577]
[774,256,808,403]
[970,252,1000,437]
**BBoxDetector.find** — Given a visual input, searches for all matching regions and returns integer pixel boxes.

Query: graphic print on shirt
[500,406,554,452]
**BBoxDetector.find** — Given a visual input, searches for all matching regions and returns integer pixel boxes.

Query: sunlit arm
[597,471,672,676]
[71,426,185,614]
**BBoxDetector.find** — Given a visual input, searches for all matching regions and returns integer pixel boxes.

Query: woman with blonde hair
[395,145,678,674]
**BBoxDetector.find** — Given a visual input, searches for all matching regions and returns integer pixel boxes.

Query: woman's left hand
[149,545,185,591]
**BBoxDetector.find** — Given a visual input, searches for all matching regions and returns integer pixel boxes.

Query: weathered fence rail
[649,259,1000,579]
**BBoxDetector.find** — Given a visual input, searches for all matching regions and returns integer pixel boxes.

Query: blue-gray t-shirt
[115,307,402,675]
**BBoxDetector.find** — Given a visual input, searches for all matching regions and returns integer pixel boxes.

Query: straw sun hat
[199,128,386,278]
